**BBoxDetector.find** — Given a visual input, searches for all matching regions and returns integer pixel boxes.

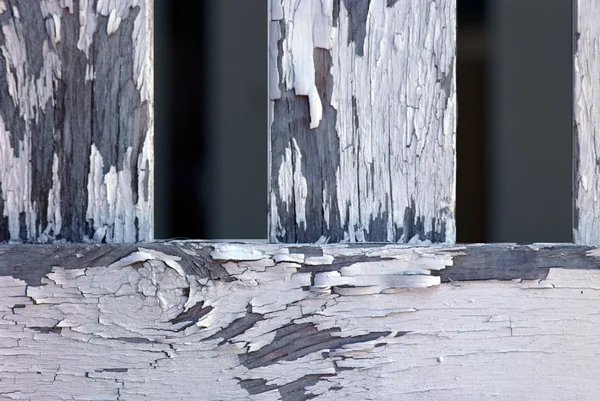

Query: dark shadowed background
[156,0,573,243]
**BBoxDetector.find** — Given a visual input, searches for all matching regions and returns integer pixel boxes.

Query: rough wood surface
[268,0,457,244]
[574,0,600,244]
[1,241,600,400]
[0,0,153,244]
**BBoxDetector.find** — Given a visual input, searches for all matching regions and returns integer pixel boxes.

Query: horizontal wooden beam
[1,242,600,400]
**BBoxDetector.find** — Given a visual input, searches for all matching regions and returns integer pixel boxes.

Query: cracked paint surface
[574,0,600,244]
[0,0,153,243]
[1,242,600,400]
[269,0,456,243]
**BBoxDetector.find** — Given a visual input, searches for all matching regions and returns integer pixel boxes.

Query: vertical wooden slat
[0,0,153,243]
[269,0,456,244]
[574,0,600,244]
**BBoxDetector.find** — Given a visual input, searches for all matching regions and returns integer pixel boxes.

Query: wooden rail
[1,242,600,400]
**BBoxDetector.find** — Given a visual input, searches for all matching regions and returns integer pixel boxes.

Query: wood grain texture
[2,241,600,400]
[269,0,456,244]
[0,0,153,244]
[574,0,600,244]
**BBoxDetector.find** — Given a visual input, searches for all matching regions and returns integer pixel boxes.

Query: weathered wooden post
[574,0,600,244]
[269,0,457,243]
[0,0,153,243]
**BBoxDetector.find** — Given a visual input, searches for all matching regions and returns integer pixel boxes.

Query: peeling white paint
[41,1,64,44]
[210,244,265,261]
[76,0,97,57]
[106,8,121,35]
[333,0,455,243]
[61,0,74,13]
[271,0,456,243]
[2,243,600,400]
[273,252,305,264]
[280,0,333,129]
[0,1,153,243]
[269,190,284,240]
[208,242,458,297]
[271,0,283,21]
[108,248,185,277]
[304,254,334,265]
[74,0,152,103]
[0,114,33,242]
[0,1,6,15]
[0,18,63,243]
[84,63,95,81]
[51,13,62,43]
[132,0,153,103]
[276,138,308,235]
[586,247,600,258]
[1,17,62,121]
[42,153,62,242]
[85,138,153,243]
[575,0,600,244]
[136,131,154,241]
[312,270,440,294]
[85,144,106,242]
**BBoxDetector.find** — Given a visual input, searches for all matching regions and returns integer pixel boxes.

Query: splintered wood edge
[2,242,600,400]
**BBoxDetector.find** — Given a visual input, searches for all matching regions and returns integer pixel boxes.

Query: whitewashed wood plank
[0,0,153,243]
[269,0,457,244]
[574,0,600,244]
[1,242,600,400]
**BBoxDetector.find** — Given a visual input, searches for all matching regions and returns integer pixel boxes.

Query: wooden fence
[0,1,599,400]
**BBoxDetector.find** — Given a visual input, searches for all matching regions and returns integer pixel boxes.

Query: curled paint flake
[52,14,62,44]
[282,0,333,129]
[106,9,121,35]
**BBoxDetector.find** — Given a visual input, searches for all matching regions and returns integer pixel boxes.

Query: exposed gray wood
[0,0,153,244]
[269,0,457,244]
[574,0,600,244]
[2,242,600,400]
